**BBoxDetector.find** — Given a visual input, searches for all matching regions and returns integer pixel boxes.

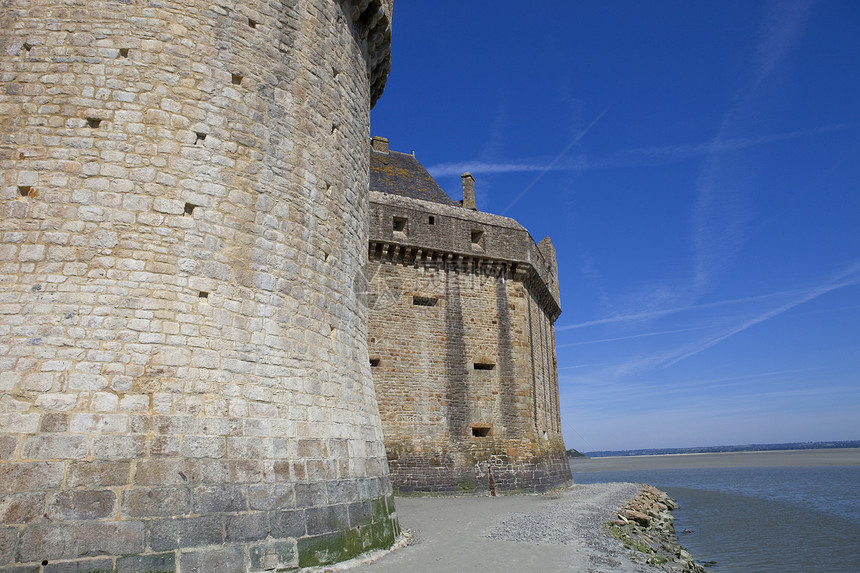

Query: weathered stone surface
[18,522,145,562]
[179,546,243,573]
[148,516,222,552]
[249,541,296,571]
[1,0,396,569]
[42,559,113,573]
[115,553,175,573]
[0,493,45,525]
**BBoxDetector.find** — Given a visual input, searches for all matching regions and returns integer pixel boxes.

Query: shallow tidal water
[570,450,860,573]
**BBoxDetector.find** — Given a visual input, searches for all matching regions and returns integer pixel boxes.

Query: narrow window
[412,296,438,307]
[428,216,435,225]
[472,426,491,437]
[473,362,495,371]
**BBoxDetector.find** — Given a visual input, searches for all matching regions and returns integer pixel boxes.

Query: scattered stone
[607,484,708,572]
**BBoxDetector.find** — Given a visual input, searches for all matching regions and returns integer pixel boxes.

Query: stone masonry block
[294,482,327,508]
[248,484,294,511]
[121,487,191,518]
[0,493,45,525]
[326,480,358,504]
[0,462,64,493]
[180,436,225,459]
[225,513,268,543]
[305,504,349,536]
[267,510,305,539]
[67,461,131,488]
[0,436,17,459]
[191,485,247,514]
[92,435,146,460]
[18,521,145,562]
[116,552,176,573]
[46,490,117,521]
[21,435,88,460]
[249,541,296,572]
[42,558,113,573]
[149,515,222,552]
[0,527,19,565]
[179,546,243,573]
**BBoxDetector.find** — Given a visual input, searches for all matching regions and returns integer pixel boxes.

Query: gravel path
[334,483,661,573]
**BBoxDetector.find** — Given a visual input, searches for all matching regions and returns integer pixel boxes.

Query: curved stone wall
[0,0,395,570]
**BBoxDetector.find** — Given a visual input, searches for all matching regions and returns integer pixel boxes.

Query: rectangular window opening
[471,229,484,245]
[184,203,196,215]
[198,291,209,299]
[18,185,31,197]
[428,216,435,225]
[472,426,492,437]
[195,132,206,144]
[86,117,102,128]
[412,296,438,307]
[118,48,129,58]
[473,362,495,371]
[231,73,244,85]
[393,216,407,233]
[369,357,381,367]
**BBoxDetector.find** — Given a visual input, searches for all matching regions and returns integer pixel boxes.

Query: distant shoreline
[584,440,860,458]
[569,447,860,472]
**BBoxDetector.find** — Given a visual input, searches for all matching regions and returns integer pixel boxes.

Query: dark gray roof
[370,150,458,206]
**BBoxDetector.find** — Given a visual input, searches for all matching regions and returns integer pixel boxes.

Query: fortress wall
[0,1,395,571]
[368,194,570,493]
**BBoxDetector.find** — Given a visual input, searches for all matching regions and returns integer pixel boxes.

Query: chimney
[371,135,389,153]
[461,172,477,211]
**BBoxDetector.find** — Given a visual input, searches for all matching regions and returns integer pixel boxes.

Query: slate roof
[370,149,459,206]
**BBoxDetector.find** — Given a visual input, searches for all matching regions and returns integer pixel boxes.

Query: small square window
[393,216,407,234]
[471,229,484,248]
[369,357,381,367]
[471,426,492,437]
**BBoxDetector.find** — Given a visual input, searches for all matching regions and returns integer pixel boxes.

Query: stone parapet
[369,190,562,321]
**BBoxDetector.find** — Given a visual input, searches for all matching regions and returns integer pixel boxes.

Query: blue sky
[370,1,860,452]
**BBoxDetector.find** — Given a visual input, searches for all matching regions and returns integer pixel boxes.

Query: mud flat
[570,448,860,472]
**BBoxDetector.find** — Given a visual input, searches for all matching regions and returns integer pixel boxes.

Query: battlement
[342,1,393,106]
[369,190,562,321]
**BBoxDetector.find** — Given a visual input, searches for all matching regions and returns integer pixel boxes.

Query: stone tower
[367,139,572,493]
[0,1,395,571]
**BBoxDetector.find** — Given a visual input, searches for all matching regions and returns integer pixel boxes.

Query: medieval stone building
[367,137,571,493]
[0,1,396,571]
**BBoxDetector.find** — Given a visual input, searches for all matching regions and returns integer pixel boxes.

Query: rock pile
[607,485,707,572]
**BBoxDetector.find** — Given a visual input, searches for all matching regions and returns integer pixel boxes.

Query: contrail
[501,108,608,216]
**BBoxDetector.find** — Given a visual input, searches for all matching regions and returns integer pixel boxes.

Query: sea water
[570,454,860,573]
